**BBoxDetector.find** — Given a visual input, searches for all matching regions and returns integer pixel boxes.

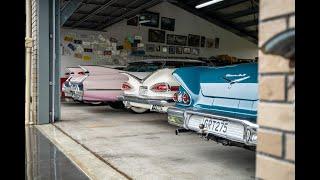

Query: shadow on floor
[25,126,89,180]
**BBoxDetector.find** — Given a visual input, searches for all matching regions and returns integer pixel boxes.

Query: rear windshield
[126,62,163,72]
[164,61,207,68]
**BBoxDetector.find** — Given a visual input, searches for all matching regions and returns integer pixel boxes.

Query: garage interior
[25,0,295,179]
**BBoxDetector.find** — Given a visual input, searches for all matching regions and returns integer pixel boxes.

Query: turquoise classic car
[167,63,258,150]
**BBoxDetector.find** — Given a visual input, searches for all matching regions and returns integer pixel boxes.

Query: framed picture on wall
[188,34,200,47]
[146,44,155,52]
[215,37,220,48]
[148,29,166,43]
[139,11,159,28]
[167,34,187,46]
[169,46,175,54]
[161,17,175,31]
[176,46,183,54]
[206,38,214,48]
[201,36,206,47]
[183,47,191,54]
[127,16,138,26]
[156,45,161,52]
[162,46,168,53]
[191,48,200,55]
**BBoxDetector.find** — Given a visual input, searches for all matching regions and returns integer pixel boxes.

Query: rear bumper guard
[118,95,174,107]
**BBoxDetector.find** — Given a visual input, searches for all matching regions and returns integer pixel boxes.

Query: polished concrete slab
[25,126,89,180]
[36,124,128,180]
[58,101,256,180]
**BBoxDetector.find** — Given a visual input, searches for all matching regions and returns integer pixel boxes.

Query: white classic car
[118,59,207,113]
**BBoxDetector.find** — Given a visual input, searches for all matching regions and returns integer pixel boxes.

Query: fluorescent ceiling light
[195,0,224,9]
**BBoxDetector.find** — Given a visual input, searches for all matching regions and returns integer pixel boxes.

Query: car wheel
[130,107,149,114]
[109,102,125,109]
[85,101,103,106]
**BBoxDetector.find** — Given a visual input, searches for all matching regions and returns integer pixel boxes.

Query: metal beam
[104,0,141,17]
[80,2,135,10]
[170,1,257,43]
[71,0,118,28]
[72,12,116,19]
[223,7,258,19]
[236,19,258,27]
[60,0,82,25]
[96,0,163,30]
[202,0,248,11]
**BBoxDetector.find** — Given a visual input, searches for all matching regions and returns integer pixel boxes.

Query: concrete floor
[25,126,89,180]
[58,101,256,180]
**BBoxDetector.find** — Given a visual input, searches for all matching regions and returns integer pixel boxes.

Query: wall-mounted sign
[64,36,74,42]
[84,48,93,53]
[74,53,82,59]
[74,40,83,44]
[83,55,91,61]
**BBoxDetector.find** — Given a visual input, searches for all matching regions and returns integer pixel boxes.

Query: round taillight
[121,82,131,90]
[182,93,190,104]
[173,92,178,101]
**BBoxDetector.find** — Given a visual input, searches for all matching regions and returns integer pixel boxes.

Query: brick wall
[256,0,295,179]
[30,0,39,123]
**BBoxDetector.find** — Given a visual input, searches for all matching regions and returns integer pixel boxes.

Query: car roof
[129,59,205,63]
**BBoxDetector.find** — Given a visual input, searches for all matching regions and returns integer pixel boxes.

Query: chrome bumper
[167,106,258,146]
[118,95,174,107]
[72,90,83,101]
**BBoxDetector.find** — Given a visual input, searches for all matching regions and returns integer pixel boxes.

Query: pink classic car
[71,65,128,108]
[62,67,86,98]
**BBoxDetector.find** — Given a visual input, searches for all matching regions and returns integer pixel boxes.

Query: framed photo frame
[127,16,138,26]
[188,34,200,47]
[183,47,191,54]
[148,29,166,43]
[161,17,175,31]
[206,38,214,48]
[215,37,220,48]
[191,48,200,55]
[201,36,206,47]
[139,11,159,28]
[167,34,187,46]
[146,44,155,52]
[169,46,175,54]
[162,46,168,53]
[176,46,183,54]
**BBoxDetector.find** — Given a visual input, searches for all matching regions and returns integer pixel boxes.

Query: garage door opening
[25,0,295,179]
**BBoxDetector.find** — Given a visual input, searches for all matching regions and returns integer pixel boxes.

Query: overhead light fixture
[195,0,224,9]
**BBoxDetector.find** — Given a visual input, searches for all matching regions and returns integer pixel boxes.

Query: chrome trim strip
[118,95,174,106]
[84,89,121,91]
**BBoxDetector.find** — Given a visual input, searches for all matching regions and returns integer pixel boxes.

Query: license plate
[202,117,228,135]
[151,105,164,112]
[139,86,148,95]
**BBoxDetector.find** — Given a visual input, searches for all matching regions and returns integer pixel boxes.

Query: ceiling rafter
[71,0,118,28]
[223,7,258,19]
